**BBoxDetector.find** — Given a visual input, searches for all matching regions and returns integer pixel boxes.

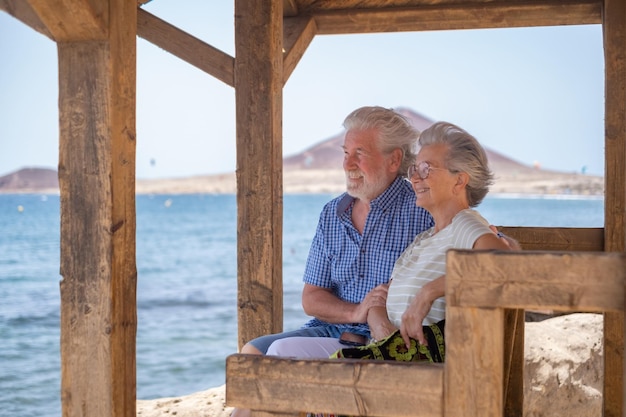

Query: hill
[278,107,604,195]
[0,108,604,195]
[0,167,59,193]
[284,107,532,175]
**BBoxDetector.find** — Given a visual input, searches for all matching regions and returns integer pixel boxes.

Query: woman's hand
[367,306,397,341]
[400,292,433,347]
[352,283,389,323]
[400,277,445,347]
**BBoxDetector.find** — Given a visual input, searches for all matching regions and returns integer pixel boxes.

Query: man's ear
[389,148,404,172]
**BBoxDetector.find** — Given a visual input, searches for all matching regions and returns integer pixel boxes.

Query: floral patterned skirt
[331,320,445,362]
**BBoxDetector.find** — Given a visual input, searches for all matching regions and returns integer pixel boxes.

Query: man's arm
[302,283,388,325]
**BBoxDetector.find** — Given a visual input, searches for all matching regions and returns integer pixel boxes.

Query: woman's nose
[409,174,422,184]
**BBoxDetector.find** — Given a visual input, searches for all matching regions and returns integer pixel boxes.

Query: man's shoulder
[313,192,351,222]
[321,192,350,211]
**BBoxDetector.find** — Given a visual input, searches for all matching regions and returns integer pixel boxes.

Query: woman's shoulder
[455,208,489,224]
[450,209,492,234]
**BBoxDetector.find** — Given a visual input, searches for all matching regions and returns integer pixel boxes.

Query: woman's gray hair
[418,121,494,207]
[343,106,419,178]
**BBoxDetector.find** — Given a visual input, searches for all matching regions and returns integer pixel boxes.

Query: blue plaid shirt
[302,176,434,336]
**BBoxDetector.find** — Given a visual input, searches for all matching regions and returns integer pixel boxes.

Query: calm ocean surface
[0,192,604,417]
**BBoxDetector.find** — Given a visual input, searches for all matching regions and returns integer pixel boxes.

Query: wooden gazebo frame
[1,1,623,416]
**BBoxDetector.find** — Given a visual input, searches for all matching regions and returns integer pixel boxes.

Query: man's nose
[343,154,357,169]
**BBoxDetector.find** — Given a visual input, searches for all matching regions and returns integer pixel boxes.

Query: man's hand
[302,283,389,324]
[489,225,521,250]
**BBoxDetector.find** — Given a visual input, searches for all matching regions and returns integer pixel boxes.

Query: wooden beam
[497,226,603,251]
[603,0,626,255]
[283,0,298,17]
[137,7,235,87]
[445,307,505,417]
[312,1,601,34]
[602,1,626,416]
[234,0,284,349]
[57,0,137,416]
[0,0,52,39]
[27,0,107,41]
[446,250,625,312]
[226,354,444,417]
[283,15,316,85]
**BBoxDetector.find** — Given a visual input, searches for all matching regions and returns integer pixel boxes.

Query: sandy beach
[135,168,604,196]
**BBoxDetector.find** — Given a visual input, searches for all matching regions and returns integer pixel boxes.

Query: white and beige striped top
[386,209,493,327]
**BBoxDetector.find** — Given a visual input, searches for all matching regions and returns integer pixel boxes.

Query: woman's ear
[455,172,470,191]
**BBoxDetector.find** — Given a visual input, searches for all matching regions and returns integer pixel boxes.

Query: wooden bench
[226,228,624,416]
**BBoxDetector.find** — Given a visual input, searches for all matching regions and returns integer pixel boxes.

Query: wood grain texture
[235,0,285,349]
[446,250,625,312]
[445,307,504,417]
[602,0,626,415]
[226,355,443,416]
[58,1,137,416]
[27,0,107,41]
[311,1,601,34]
[503,309,524,417]
[496,227,603,252]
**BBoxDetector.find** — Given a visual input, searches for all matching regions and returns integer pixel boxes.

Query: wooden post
[603,1,626,416]
[35,0,138,415]
[234,0,284,349]
[503,309,524,417]
[445,306,505,417]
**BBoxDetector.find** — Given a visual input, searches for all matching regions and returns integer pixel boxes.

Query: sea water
[0,192,604,417]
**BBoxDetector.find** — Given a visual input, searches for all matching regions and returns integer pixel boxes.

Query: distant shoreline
[132,169,605,197]
[0,168,605,197]
[0,189,606,199]
[0,189,606,198]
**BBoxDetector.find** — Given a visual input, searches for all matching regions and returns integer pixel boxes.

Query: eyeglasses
[407,161,447,180]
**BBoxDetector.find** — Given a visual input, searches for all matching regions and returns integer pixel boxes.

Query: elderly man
[240,106,433,357]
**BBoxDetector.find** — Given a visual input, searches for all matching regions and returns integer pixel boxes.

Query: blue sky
[0,2,605,179]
